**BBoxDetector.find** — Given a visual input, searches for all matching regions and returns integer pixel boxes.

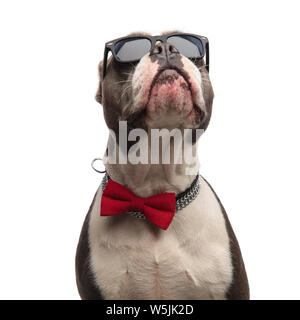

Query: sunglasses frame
[102,33,209,78]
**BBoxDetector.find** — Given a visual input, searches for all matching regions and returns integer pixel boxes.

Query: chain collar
[100,173,200,220]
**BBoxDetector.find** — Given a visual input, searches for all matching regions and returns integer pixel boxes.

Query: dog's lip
[144,67,192,109]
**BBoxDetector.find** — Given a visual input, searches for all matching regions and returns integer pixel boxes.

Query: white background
[0,0,299,300]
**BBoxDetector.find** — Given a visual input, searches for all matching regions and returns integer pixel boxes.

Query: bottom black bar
[0,300,298,319]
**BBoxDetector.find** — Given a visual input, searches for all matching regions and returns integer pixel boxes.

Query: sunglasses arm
[102,47,110,79]
[205,42,209,73]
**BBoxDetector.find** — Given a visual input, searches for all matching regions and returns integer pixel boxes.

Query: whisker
[199,65,209,70]
[113,79,132,85]
[120,84,133,100]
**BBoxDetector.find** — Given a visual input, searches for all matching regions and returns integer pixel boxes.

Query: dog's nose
[150,42,179,60]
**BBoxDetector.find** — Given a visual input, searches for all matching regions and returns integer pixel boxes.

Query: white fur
[130,54,160,114]
[88,172,233,300]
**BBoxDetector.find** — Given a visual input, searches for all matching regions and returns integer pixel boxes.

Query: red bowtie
[101,179,176,230]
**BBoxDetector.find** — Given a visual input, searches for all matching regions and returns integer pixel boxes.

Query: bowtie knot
[100,179,176,230]
[129,196,145,213]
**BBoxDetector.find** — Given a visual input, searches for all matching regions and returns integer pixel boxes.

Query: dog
[75,31,249,300]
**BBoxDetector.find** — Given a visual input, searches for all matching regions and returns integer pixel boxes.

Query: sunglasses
[102,33,209,78]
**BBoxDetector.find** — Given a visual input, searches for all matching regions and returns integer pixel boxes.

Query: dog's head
[96,31,214,135]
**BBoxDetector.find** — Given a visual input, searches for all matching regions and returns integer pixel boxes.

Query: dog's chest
[88,178,233,300]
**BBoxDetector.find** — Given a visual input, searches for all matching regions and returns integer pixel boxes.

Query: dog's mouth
[144,67,204,124]
[125,67,205,129]
[146,67,190,107]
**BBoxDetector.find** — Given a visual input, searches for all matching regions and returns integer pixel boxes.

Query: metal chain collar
[100,173,200,220]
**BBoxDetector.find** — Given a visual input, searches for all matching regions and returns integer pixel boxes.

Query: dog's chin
[144,70,198,129]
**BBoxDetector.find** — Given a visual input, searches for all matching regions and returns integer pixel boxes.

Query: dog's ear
[95,60,103,104]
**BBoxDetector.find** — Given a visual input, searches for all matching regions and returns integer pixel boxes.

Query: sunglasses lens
[167,35,204,59]
[115,38,152,62]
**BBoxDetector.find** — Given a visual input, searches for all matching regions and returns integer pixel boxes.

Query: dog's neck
[104,129,199,198]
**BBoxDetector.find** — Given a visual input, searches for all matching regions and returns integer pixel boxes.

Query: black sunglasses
[102,33,209,78]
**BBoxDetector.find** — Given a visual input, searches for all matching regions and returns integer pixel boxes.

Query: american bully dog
[75,31,249,300]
